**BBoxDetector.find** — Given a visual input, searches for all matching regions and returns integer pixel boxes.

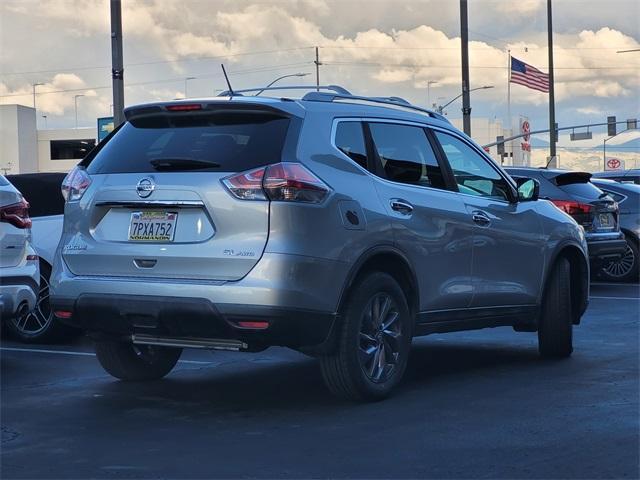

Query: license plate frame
[128,211,178,242]
[597,213,613,230]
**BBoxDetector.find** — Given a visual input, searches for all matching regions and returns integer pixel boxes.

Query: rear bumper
[587,235,627,265]
[0,257,39,319]
[50,294,337,348]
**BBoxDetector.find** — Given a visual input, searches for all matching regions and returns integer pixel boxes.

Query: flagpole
[507,49,512,139]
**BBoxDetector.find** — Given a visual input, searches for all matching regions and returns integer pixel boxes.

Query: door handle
[390,199,414,215]
[471,210,491,227]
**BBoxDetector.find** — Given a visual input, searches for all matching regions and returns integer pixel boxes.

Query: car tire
[319,272,412,401]
[538,257,573,358]
[600,235,639,283]
[6,261,79,344]
[95,341,182,381]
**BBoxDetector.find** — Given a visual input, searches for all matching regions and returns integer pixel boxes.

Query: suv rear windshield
[85,112,290,174]
[559,182,605,199]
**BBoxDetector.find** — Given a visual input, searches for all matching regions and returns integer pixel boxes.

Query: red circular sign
[522,120,531,142]
[607,158,621,169]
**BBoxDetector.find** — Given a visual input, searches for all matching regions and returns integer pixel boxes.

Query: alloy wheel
[357,293,403,383]
[10,272,52,336]
[603,244,636,278]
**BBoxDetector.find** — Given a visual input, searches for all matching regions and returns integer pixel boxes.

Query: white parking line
[0,346,213,365]
[589,296,640,300]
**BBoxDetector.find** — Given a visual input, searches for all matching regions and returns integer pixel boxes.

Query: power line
[323,61,639,70]
[0,47,315,77]
[0,62,314,98]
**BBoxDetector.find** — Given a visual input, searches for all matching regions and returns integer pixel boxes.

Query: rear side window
[335,121,368,169]
[86,113,290,174]
[560,182,607,199]
[368,123,446,189]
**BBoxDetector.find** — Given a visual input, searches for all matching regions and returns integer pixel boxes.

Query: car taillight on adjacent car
[61,166,92,202]
[0,198,32,229]
[223,162,329,204]
[550,200,594,216]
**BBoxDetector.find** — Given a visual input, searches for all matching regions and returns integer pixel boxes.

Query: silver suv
[51,87,589,400]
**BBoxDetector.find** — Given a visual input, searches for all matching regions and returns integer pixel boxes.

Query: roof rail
[301,92,449,123]
[217,85,352,97]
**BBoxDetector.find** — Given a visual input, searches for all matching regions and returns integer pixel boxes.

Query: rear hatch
[62,102,298,281]
[552,172,619,234]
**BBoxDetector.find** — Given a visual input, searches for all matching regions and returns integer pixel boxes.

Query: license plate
[128,211,177,242]
[597,213,613,229]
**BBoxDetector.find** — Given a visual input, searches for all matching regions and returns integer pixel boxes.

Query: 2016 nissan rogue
[50,87,590,401]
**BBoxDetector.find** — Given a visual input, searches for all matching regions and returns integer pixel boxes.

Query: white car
[0,175,39,328]
[5,173,69,342]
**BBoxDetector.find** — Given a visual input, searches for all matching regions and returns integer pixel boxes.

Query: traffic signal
[607,116,617,136]
[496,136,505,155]
[627,118,638,130]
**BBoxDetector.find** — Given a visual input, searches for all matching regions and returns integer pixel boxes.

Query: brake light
[166,104,202,111]
[222,166,267,200]
[550,200,594,216]
[263,163,329,203]
[0,199,31,229]
[222,163,330,204]
[61,166,92,202]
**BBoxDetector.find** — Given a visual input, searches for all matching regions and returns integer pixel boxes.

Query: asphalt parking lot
[1,283,638,479]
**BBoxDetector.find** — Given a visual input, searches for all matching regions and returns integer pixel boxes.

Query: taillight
[222,167,267,200]
[222,162,330,204]
[0,199,31,229]
[61,166,92,202]
[263,163,329,203]
[166,104,202,112]
[550,200,594,216]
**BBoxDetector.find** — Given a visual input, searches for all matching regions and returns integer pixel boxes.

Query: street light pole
[438,86,494,115]
[74,94,85,129]
[254,73,310,96]
[32,83,44,109]
[42,115,47,128]
[110,0,125,127]
[184,76,196,98]
[460,0,471,136]
[547,0,557,160]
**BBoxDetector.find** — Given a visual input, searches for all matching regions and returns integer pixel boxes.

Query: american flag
[510,56,549,93]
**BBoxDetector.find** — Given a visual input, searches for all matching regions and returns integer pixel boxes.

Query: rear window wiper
[149,158,221,171]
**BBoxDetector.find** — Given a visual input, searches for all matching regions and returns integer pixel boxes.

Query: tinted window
[50,139,96,160]
[435,131,511,201]
[86,113,290,174]
[600,189,626,203]
[335,121,368,169]
[368,123,446,189]
[0,176,8,186]
[7,173,66,217]
[560,182,608,199]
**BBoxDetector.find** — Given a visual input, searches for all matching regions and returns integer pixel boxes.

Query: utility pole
[547,0,557,161]
[32,83,44,110]
[460,0,471,136]
[74,94,84,129]
[110,0,125,126]
[314,47,322,92]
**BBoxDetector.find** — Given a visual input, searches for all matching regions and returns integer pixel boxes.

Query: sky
[0,0,638,146]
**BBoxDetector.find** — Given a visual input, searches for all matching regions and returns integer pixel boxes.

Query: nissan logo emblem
[136,178,155,198]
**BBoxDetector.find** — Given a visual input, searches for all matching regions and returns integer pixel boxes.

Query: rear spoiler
[551,171,592,186]
[123,102,295,123]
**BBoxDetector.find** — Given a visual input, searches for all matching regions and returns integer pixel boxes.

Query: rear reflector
[166,104,202,111]
[54,310,73,319]
[236,321,269,329]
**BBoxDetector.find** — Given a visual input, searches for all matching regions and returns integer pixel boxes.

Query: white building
[0,104,96,175]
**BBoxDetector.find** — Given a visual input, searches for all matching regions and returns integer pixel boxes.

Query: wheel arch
[337,246,419,319]
[546,242,589,324]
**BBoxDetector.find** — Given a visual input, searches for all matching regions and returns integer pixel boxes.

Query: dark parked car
[591,179,640,282]
[506,168,626,271]
[592,169,640,185]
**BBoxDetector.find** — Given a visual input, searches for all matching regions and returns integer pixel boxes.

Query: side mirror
[516,177,540,202]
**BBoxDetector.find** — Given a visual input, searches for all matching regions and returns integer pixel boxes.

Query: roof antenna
[221,64,234,96]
